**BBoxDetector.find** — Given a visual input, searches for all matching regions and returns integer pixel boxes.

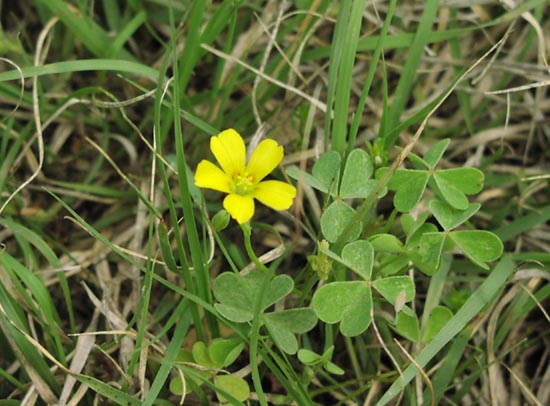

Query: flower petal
[223,194,255,224]
[246,139,284,182]
[210,129,246,178]
[253,180,296,210]
[195,160,232,193]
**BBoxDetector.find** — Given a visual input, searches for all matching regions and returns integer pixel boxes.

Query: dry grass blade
[487,285,519,406]
[0,18,58,216]
[394,339,435,406]
[58,310,100,405]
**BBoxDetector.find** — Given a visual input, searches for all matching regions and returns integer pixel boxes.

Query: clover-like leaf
[424,138,450,168]
[320,200,362,243]
[433,178,469,210]
[449,230,503,269]
[430,199,480,231]
[401,212,431,240]
[298,347,344,375]
[378,256,411,277]
[192,342,219,369]
[298,348,321,365]
[171,349,209,395]
[369,234,404,253]
[406,222,439,249]
[209,338,244,368]
[263,308,317,354]
[262,274,294,310]
[341,239,374,280]
[394,306,420,342]
[312,281,372,337]
[372,276,415,306]
[169,376,188,396]
[433,168,484,210]
[176,348,194,364]
[340,149,376,198]
[286,152,342,194]
[414,232,445,276]
[214,374,250,403]
[422,305,453,343]
[286,166,329,193]
[313,151,341,192]
[213,273,254,322]
[213,270,293,322]
[384,169,430,212]
[324,360,345,375]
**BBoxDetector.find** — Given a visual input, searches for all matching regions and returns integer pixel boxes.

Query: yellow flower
[195,129,297,224]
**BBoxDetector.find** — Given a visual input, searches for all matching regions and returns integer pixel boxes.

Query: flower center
[232,173,255,195]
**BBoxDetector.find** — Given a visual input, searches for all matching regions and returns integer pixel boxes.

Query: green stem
[241,222,271,406]
[242,222,271,273]
[249,320,266,406]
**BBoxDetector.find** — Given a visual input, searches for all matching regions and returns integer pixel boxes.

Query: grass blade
[376,256,516,406]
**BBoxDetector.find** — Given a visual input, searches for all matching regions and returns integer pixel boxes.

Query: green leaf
[320,200,362,243]
[213,273,254,323]
[208,338,244,368]
[406,222,438,247]
[298,347,344,375]
[213,270,294,322]
[394,306,420,342]
[214,374,250,403]
[341,240,374,279]
[449,230,503,269]
[169,376,186,396]
[369,234,404,253]
[312,151,341,193]
[339,149,376,198]
[286,165,331,193]
[430,200,480,231]
[312,281,372,337]
[372,276,415,306]
[423,138,450,168]
[176,348,194,363]
[378,255,411,277]
[432,177,467,209]
[386,169,430,212]
[263,308,318,354]
[261,274,294,310]
[414,232,445,276]
[298,349,321,365]
[406,150,431,170]
[324,361,345,375]
[192,342,218,369]
[401,212,431,239]
[433,168,484,210]
[422,306,453,343]
[169,366,207,396]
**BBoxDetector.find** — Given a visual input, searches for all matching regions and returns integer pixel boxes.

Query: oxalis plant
[180,128,503,404]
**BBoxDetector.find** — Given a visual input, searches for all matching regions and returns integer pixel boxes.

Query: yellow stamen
[233,173,255,195]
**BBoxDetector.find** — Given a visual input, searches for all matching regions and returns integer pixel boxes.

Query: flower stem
[242,222,270,273]
[241,222,270,406]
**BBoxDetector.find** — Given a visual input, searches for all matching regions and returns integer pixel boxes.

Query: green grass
[1,1,549,405]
